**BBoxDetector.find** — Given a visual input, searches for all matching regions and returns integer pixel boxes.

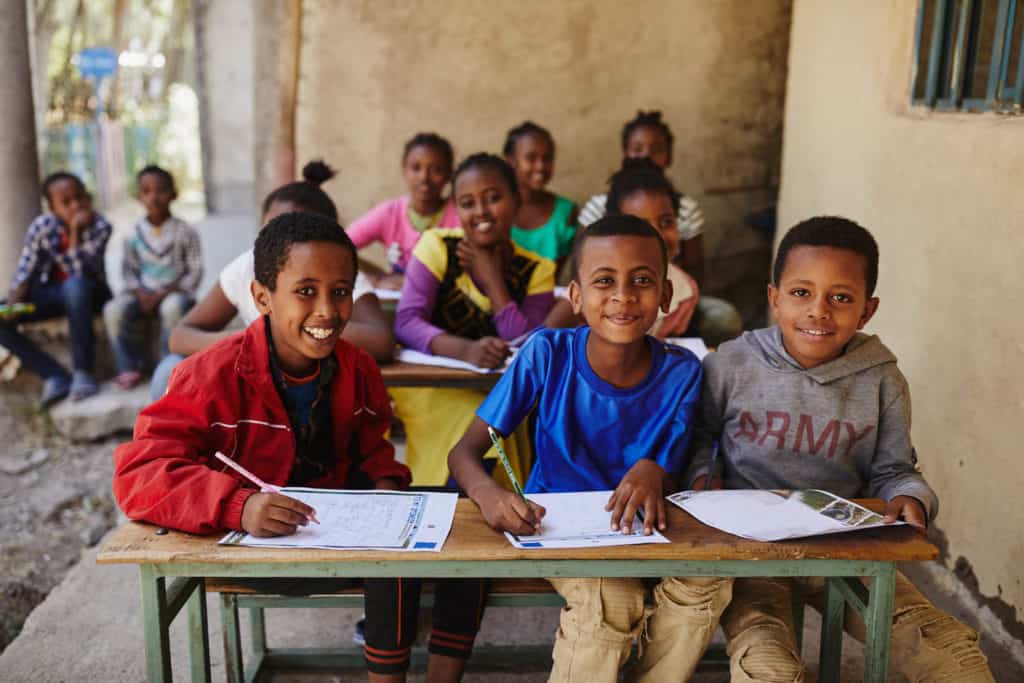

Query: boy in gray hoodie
[687,216,993,682]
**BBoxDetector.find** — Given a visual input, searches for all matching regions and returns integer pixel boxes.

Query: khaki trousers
[546,576,733,683]
[721,574,995,682]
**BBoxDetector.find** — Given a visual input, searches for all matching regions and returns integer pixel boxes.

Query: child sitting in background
[687,216,993,682]
[579,110,742,345]
[154,161,391,400]
[607,159,698,337]
[346,133,459,290]
[502,121,577,272]
[104,165,201,389]
[0,171,112,405]
[546,158,700,337]
[393,152,555,487]
[112,212,456,682]
[449,215,732,683]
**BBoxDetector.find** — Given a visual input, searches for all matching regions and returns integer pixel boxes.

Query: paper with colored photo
[666,489,903,542]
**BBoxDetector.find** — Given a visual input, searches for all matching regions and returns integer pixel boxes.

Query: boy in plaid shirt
[0,171,112,405]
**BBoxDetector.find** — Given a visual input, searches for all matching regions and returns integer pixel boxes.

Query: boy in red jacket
[114,212,434,681]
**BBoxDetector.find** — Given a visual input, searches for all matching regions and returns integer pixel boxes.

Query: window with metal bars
[913,0,1024,112]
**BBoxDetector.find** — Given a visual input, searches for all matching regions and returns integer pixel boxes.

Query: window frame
[913,0,1024,113]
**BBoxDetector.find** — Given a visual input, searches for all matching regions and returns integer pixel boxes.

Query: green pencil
[487,425,528,504]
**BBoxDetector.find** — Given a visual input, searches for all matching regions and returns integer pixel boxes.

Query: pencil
[486,426,528,504]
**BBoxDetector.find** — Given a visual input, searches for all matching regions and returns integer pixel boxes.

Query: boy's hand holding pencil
[241,492,318,538]
[474,482,546,536]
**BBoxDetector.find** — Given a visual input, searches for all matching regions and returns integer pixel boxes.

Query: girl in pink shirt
[346,133,460,290]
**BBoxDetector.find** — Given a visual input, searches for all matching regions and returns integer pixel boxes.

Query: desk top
[97,499,937,566]
[379,361,501,390]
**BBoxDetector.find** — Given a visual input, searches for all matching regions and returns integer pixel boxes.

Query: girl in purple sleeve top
[345,133,460,290]
[392,153,555,487]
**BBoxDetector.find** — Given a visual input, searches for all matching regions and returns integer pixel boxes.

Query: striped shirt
[121,216,203,294]
[578,192,705,240]
[10,213,112,290]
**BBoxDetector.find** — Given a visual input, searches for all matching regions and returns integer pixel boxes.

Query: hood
[743,326,897,385]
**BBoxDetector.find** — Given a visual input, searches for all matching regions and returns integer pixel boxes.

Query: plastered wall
[779,1,1024,620]
[293,0,791,293]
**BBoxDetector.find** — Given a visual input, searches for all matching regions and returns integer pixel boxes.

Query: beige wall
[294,0,790,286]
[779,1,1024,620]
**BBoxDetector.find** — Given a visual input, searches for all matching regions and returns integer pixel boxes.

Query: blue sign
[76,47,118,81]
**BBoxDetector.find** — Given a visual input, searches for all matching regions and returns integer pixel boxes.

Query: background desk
[380,360,502,390]
[97,499,938,683]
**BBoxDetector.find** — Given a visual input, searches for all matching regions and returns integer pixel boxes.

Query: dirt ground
[0,389,122,652]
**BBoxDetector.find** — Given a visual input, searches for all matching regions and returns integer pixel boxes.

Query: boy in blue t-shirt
[448,215,733,683]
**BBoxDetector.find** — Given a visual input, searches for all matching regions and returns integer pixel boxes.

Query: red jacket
[113,317,411,534]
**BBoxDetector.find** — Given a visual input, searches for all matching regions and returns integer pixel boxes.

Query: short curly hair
[772,216,879,297]
[254,211,357,291]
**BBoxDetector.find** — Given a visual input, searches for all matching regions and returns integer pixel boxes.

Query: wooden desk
[97,500,937,683]
[379,360,502,390]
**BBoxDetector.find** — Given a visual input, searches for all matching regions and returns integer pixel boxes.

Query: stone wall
[293,0,792,319]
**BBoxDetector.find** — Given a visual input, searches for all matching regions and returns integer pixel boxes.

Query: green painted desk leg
[863,563,896,683]
[221,594,244,683]
[819,577,846,683]
[248,607,268,682]
[187,578,211,683]
[139,565,172,683]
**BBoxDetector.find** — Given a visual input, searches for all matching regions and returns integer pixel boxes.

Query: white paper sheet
[504,491,669,549]
[663,337,710,360]
[220,489,458,551]
[666,489,904,542]
[396,348,513,374]
[373,288,401,302]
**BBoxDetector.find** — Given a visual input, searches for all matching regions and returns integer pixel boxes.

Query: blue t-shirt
[477,327,702,494]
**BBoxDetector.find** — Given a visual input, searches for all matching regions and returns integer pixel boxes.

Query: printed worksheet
[396,348,513,373]
[666,489,904,542]
[220,489,457,551]
[504,490,669,549]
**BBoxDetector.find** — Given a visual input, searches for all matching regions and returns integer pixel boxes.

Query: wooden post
[0,1,42,289]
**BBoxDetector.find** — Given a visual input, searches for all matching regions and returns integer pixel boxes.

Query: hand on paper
[464,336,510,369]
[476,483,546,535]
[882,495,927,530]
[374,477,401,491]
[607,459,667,535]
[241,492,316,537]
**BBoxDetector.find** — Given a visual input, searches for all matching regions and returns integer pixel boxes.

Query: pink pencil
[213,451,319,524]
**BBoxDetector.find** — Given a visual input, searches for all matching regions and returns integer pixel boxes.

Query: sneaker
[39,375,70,408]
[352,617,366,646]
[69,371,99,401]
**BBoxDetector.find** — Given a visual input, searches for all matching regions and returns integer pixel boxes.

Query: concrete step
[49,381,150,441]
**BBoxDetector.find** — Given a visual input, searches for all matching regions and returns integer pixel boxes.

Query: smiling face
[624,125,672,169]
[618,189,680,260]
[402,144,452,208]
[506,132,554,194]
[138,172,175,224]
[569,234,671,347]
[251,241,355,376]
[47,178,92,227]
[453,165,519,249]
[768,245,879,369]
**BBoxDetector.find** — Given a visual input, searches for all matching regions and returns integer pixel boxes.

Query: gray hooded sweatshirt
[686,326,938,520]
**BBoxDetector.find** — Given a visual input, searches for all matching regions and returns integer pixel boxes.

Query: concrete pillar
[0,2,41,290]
[194,0,256,215]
